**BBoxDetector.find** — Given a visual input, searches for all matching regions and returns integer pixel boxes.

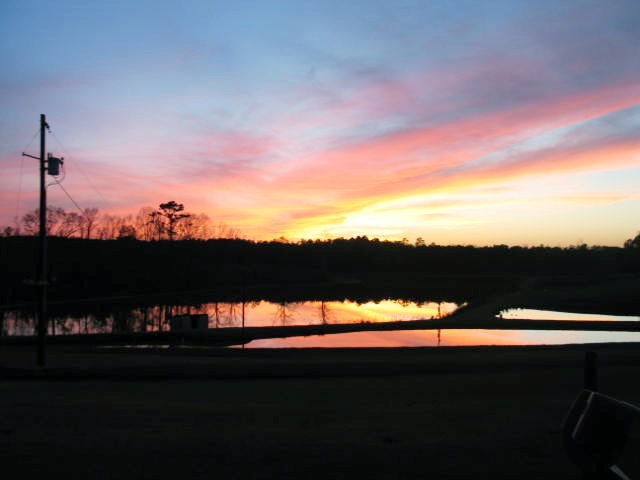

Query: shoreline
[3,316,640,348]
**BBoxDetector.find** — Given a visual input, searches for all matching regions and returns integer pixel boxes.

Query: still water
[500,308,639,322]
[1,299,459,336]
[5,300,638,347]
[235,329,640,348]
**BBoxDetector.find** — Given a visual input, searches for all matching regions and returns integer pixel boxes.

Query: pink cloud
[234,81,639,238]
[271,82,638,191]
[3,35,638,243]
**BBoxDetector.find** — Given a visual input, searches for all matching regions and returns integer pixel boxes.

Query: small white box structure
[170,314,209,331]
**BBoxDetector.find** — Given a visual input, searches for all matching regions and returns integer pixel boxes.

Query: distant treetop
[624,232,640,249]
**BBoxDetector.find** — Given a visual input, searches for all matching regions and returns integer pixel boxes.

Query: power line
[49,130,112,209]
[52,178,86,216]
[18,125,114,228]
[22,128,41,153]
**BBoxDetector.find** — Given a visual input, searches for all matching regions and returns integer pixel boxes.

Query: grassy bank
[1,344,639,479]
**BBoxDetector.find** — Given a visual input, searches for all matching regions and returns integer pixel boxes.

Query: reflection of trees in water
[394,299,412,308]
[5,303,206,335]
[226,303,241,327]
[210,303,224,328]
[2,310,35,336]
[81,315,98,334]
[4,297,460,335]
[319,301,333,325]
[102,310,130,334]
[112,310,136,333]
[244,301,260,327]
[50,317,74,335]
[4,311,82,336]
[274,302,299,326]
[47,306,169,335]
[92,312,112,333]
[392,300,448,319]
[206,301,259,328]
[229,301,259,327]
[9,301,263,334]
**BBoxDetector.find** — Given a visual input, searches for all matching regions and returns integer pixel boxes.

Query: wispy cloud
[1,1,639,245]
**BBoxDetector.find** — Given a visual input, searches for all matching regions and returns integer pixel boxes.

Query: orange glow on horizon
[3,71,638,247]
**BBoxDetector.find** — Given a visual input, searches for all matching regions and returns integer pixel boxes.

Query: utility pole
[37,113,48,366]
[23,114,63,366]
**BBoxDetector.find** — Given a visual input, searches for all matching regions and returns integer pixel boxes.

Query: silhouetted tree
[21,206,82,237]
[213,221,242,239]
[147,211,165,240]
[20,209,40,235]
[57,211,83,238]
[178,213,214,240]
[156,201,190,240]
[624,232,640,249]
[118,224,136,239]
[80,207,99,239]
[97,213,134,239]
[134,206,157,241]
[1,226,17,237]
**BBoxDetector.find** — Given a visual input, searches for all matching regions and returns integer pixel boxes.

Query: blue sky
[1,0,639,245]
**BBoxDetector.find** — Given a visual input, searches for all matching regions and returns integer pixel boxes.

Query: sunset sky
[1,0,639,246]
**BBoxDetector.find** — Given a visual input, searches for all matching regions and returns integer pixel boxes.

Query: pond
[233,329,640,348]
[1,299,460,336]
[6,300,638,348]
[499,308,639,322]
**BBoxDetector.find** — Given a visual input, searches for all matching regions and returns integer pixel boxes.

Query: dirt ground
[1,343,639,479]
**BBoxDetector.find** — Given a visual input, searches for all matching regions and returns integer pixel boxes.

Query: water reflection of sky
[6,301,639,347]
[3,300,460,336]
[500,308,640,322]
[216,300,459,327]
[237,329,640,349]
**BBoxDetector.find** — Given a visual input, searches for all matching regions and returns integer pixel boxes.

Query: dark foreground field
[1,344,639,479]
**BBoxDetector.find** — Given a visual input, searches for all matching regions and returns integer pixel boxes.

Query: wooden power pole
[37,113,48,366]
[23,114,61,366]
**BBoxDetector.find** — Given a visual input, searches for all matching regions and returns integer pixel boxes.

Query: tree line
[4,200,640,250]
[2,234,640,309]
[0,201,241,241]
